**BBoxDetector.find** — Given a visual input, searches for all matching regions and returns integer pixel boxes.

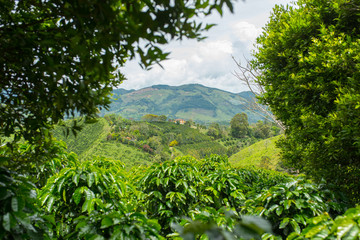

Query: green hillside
[80,141,153,169]
[53,115,229,169]
[53,118,153,169]
[101,84,262,124]
[229,135,283,170]
[53,118,110,157]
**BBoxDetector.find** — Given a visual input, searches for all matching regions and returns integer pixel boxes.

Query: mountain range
[100,84,262,124]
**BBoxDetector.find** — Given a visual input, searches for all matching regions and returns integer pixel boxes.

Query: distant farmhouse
[173,119,186,125]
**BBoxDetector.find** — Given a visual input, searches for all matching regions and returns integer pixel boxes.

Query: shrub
[169,140,179,147]
[138,156,204,234]
[243,178,346,238]
[0,167,49,239]
[288,206,360,240]
[38,159,139,238]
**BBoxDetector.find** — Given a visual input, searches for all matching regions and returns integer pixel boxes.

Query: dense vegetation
[2,0,360,239]
[0,148,353,239]
[253,0,360,202]
[53,114,281,168]
[229,135,283,170]
[0,0,235,148]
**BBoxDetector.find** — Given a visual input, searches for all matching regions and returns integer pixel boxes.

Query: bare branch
[232,56,285,130]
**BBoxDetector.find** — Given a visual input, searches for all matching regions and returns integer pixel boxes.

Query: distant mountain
[101,84,262,124]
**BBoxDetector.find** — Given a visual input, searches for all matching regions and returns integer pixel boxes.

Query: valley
[54,112,282,170]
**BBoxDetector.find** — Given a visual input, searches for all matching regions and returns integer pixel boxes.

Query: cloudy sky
[120,0,293,93]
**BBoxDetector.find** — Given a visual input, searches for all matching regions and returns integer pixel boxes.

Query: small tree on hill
[252,120,271,139]
[230,113,249,138]
[207,122,224,139]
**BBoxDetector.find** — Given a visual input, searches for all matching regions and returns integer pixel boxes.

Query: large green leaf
[101,217,113,229]
[72,188,82,205]
[2,213,11,232]
[11,197,18,212]
[87,172,95,188]
[46,196,55,212]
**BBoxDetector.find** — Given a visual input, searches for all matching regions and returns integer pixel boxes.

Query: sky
[120,0,293,93]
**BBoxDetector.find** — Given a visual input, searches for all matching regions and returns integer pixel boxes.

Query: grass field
[229,135,283,170]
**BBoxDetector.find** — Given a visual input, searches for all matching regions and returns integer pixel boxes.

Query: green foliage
[253,0,360,202]
[1,0,235,146]
[244,178,346,238]
[0,167,48,239]
[138,156,204,234]
[136,154,297,238]
[173,209,273,240]
[37,156,165,239]
[196,154,231,174]
[251,120,271,139]
[229,135,283,170]
[54,117,155,169]
[87,141,154,169]
[38,159,138,238]
[151,121,212,145]
[0,147,354,239]
[230,113,249,138]
[192,155,247,211]
[71,210,164,240]
[203,168,246,211]
[102,85,263,124]
[177,141,227,159]
[289,206,360,240]
[53,118,109,157]
[56,117,232,166]
[142,114,167,122]
[207,122,225,139]
[0,140,77,187]
[235,167,292,198]
[217,136,254,157]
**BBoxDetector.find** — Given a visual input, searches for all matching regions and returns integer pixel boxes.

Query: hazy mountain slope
[229,135,283,170]
[101,84,262,123]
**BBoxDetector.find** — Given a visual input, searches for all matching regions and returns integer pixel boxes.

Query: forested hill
[100,84,262,123]
[53,116,229,169]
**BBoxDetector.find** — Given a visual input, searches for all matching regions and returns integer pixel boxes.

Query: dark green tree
[185,119,194,127]
[207,122,224,139]
[159,115,167,122]
[230,113,249,138]
[253,0,360,201]
[252,120,271,139]
[0,0,235,147]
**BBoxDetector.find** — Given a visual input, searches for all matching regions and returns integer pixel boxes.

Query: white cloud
[199,40,233,56]
[233,21,262,43]
[122,39,237,90]
[119,0,294,93]
[190,54,203,64]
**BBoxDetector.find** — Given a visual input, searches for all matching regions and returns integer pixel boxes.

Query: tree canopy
[0,0,234,146]
[253,0,360,201]
[230,113,249,138]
